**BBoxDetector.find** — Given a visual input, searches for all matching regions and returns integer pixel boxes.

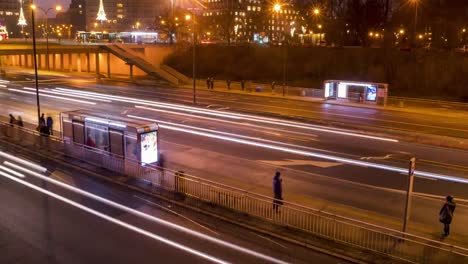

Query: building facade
[0,0,32,38]
[85,0,168,32]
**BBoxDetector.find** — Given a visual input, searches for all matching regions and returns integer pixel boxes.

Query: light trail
[127,114,468,184]
[0,151,47,172]
[22,87,112,103]
[0,164,25,178]
[1,156,289,264]
[8,88,96,105]
[53,87,397,142]
[0,170,228,264]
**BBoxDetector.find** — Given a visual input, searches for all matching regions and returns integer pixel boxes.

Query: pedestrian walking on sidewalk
[271,81,276,93]
[241,80,245,91]
[46,115,54,135]
[272,171,283,213]
[226,79,231,90]
[210,77,215,90]
[439,195,456,237]
[9,114,16,127]
[206,77,210,89]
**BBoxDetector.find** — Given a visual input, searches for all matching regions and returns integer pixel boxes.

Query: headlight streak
[127,114,468,184]
[21,87,112,103]
[0,151,47,172]
[7,88,96,105]
[0,170,228,264]
[53,88,397,142]
[0,164,25,178]
[5,161,289,264]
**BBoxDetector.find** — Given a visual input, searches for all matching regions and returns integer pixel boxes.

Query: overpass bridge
[0,42,186,85]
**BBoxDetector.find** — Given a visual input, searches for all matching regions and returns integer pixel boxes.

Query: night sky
[36,0,71,14]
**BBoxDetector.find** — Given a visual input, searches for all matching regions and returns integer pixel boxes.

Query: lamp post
[30,4,41,124]
[186,14,196,104]
[35,5,62,71]
[409,0,420,44]
[273,3,287,97]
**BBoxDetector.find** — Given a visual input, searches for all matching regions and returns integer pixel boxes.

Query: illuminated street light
[29,4,41,125]
[418,34,423,39]
[399,29,405,34]
[135,21,141,29]
[313,8,319,15]
[185,13,196,104]
[273,3,281,13]
[30,4,62,71]
[369,32,374,37]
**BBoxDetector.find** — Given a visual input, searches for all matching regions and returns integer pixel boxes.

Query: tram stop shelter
[60,110,160,178]
[323,80,388,106]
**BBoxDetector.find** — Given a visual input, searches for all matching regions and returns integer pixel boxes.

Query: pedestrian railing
[1,121,467,263]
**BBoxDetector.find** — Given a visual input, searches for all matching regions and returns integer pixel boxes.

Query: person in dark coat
[9,114,16,127]
[210,77,214,90]
[206,77,210,89]
[16,115,24,127]
[241,80,245,90]
[39,113,46,126]
[439,195,456,237]
[272,171,283,212]
[46,115,53,135]
[226,80,231,90]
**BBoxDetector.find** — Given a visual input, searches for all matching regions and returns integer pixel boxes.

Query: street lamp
[29,4,41,124]
[185,14,196,104]
[32,4,62,71]
[409,0,420,43]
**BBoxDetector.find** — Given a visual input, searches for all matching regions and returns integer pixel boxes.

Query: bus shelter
[323,80,388,106]
[61,110,160,178]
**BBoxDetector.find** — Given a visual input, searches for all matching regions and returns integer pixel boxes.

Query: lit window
[258,7,261,11]
[247,6,251,11]
[79,4,82,8]
[252,6,256,11]
[117,14,123,19]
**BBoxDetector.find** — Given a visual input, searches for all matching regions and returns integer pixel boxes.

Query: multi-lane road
[0,147,347,264]
[1,73,467,246]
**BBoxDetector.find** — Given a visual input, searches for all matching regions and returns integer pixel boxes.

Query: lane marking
[258,159,342,168]
[134,195,219,236]
[251,233,288,249]
[3,158,289,264]
[0,170,228,264]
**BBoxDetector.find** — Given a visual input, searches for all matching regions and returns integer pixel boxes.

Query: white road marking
[258,159,342,168]
[251,233,288,249]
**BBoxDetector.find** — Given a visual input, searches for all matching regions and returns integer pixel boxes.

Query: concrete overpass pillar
[107,52,111,78]
[86,52,90,73]
[68,53,73,72]
[77,53,81,72]
[37,54,42,69]
[53,53,57,70]
[60,53,64,72]
[129,64,133,81]
[25,54,29,68]
[19,55,22,67]
[95,53,100,78]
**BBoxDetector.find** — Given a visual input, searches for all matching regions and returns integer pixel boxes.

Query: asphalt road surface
[1,74,467,245]
[0,147,348,264]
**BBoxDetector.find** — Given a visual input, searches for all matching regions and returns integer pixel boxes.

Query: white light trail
[0,84,7,88]
[0,80,10,83]
[0,170,228,264]
[22,87,112,103]
[8,88,96,105]
[53,88,397,142]
[7,160,289,264]
[127,114,468,184]
[0,164,25,178]
[0,151,47,172]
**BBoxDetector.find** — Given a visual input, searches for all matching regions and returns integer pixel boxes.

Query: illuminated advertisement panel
[366,85,377,101]
[337,83,347,98]
[324,83,331,97]
[140,131,158,164]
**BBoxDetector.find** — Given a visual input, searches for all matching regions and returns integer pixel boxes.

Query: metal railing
[1,121,467,263]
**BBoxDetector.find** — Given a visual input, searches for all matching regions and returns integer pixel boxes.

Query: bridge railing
[1,121,467,263]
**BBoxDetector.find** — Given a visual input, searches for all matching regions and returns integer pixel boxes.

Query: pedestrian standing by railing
[439,195,456,237]
[16,116,23,127]
[273,171,283,213]
[226,79,231,90]
[271,81,276,94]
[46,115,54,135]
[210,77,214,90]
[206,77,210,89]
[9,114,16,127]
[241,80,245,91]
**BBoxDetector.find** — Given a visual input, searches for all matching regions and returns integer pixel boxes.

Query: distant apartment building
[202,0,301,44]
[0,0,32,37]
[85,0,168,32]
